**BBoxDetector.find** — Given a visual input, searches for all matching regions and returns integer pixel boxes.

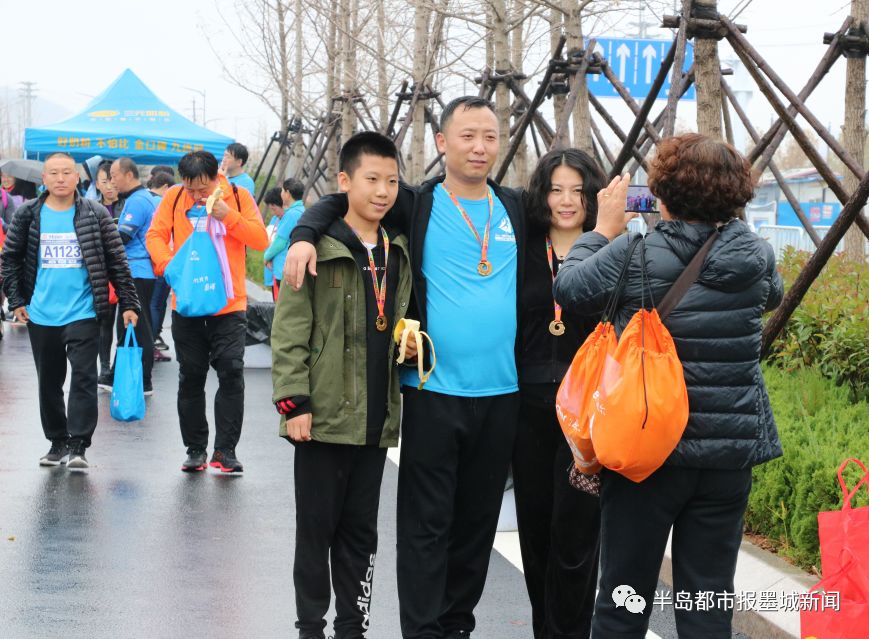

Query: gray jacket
[554,219,784,470]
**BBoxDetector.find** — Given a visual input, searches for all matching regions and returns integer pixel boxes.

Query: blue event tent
[24,69,233,164]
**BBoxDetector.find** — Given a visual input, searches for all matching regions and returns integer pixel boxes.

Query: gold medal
[549,320,565,336]
[375,315,388,332]
[445,186,496,279]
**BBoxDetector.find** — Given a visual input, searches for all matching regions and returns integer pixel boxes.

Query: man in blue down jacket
[554,133,784,639]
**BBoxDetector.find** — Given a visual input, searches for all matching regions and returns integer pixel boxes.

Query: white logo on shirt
[495,216,515,243]
[40,233,83,269]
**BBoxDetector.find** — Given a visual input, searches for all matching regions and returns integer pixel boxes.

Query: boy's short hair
[150,165,175,178]
[225,142,249,166]
[282,178,304,201]
[178,151,219,181]
[338,132,399,177]
[263,186,283,207]
[148,172,176,190]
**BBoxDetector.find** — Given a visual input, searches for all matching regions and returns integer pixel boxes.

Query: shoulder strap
[602,233,644,322]
[172,187,184,212]
[232,184,241,210]
[1,188,7,208]
[657,229,720,321]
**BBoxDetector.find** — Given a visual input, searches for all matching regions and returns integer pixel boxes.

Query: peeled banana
[205,186,224,214]
[393,318,436,390]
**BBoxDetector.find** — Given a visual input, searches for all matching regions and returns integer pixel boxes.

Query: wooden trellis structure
[489,0,869,357]
[263,0,867,357]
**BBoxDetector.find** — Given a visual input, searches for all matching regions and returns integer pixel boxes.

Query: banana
[393,318,436,390]
[205,186,224,214]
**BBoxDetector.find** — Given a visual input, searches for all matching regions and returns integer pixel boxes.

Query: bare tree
[842,0,868,260]
[693,0,723,139]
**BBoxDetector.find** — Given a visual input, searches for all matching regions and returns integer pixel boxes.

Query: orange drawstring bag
[557,235,643,475]
[589,231,718,483]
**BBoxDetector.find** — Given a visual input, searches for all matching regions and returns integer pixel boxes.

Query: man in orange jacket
[146,150,268,473]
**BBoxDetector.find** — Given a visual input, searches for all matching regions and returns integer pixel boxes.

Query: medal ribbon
[353,226,390,324]
[546,236,562,325]
[444,185,493,270]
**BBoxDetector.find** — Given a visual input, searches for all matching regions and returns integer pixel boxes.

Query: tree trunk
[564,0,593,154]
[493,0,511,170]
[340,0,357,145]
[324,0,340,192]
[550,7,566,131]
[694,0,724,139]
[409,1,432,182]
[376,0,389,131]
[274,0,291,183]
[290,0,305,176]
[511,1,528,185]
[843,0,868,260]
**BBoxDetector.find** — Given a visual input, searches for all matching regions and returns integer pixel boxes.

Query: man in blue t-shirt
[286,97,525,639]
[222,142,256,197]
[110,158,157,394]
[263,178,304,301]
[0,152,140,470]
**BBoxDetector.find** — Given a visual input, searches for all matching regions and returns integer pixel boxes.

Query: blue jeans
[150,276,170,339]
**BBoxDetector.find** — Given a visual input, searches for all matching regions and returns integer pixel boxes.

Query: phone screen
[625,185,659,213]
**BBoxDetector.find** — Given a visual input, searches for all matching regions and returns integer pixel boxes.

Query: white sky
[0,0,858,157]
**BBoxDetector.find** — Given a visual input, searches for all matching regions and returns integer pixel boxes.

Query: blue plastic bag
[164,217,228,317]
[111,324,145,422]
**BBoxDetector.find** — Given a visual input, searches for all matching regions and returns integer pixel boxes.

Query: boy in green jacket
[271,132,411,639]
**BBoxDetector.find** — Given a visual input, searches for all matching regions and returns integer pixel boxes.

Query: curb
[659,535,816,638]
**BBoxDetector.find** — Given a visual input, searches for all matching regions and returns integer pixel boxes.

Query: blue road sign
[588,37,696,101]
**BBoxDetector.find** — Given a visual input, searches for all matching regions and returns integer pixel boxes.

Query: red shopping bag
[818,458,869,599]
[108,282,118,305]
[801,560,869,639]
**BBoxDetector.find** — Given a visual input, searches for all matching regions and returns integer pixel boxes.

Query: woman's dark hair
[178,151,219,181]
[524,148,606,234]
[648,133,755,223]
[96,161,113,181]
[263,186,283,208]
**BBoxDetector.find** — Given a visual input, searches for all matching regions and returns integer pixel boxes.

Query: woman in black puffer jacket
[554,134,784,639]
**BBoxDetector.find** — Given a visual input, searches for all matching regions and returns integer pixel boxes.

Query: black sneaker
[143,382,154,397]
[39,442,69,466]
[67,442,89,470]
[210,448,244,473]
[154,336,169,351]
[97,373,113,392]
[181,449,208,472]
[154,350,172,362]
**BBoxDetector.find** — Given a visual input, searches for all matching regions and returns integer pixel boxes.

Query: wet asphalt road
[0,318,748,639]
[0,320,534,639]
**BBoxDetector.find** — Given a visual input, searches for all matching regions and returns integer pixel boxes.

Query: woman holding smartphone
[514,148,606,638]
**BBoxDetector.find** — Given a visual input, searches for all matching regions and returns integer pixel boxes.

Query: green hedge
[746,364,869,572]
[766,247,868,401]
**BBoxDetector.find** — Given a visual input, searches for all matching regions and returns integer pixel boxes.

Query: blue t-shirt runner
[28,204,96,326]
[227,172,256,197]
[400,184,518,396]
[271,200,304,281]
[117,186,156,279]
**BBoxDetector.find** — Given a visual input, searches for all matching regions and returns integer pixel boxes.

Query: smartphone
[625,185,659,214]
